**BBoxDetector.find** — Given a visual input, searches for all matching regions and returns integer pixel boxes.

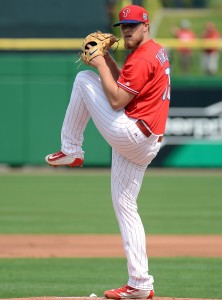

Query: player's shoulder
[147,39,165,52]
[137,39,166,57]
[136,40,168,63]
[125,39,169,67]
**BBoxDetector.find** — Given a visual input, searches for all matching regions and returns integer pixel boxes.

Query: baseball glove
[80,31,119,65]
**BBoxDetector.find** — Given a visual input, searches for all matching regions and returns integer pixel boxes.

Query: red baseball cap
[113,5,149,27]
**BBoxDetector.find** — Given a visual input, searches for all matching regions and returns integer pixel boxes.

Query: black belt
[136,120,163,142]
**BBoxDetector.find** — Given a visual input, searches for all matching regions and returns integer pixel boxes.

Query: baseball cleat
[104,284,154,299]
[45,151,84,167]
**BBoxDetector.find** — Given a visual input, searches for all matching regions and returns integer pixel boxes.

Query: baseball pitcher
[45,5,170,299]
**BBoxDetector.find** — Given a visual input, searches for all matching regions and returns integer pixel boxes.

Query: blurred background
[0,0,222,168]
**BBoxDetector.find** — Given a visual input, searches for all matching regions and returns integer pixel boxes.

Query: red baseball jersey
[117,39,170,135]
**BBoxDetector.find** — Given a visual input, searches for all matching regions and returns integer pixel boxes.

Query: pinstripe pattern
[61,70,160,290]
[111,150,154,290]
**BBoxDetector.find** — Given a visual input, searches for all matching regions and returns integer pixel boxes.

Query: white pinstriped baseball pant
[62,70,161,290]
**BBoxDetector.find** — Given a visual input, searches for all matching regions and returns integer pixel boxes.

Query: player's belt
[136,120,163,142]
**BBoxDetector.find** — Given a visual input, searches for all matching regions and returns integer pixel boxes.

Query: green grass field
[1,170,221,234]
[0,257,221,299]
[0,169,222,299]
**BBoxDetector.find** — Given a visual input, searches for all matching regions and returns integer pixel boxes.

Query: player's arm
[104,52,120,81]
[90,55,134,111]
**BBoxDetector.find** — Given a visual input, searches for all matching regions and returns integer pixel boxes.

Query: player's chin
[124,40,138,51]
[124,41,134,50]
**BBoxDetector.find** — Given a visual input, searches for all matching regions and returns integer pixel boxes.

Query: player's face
[120,22,149,51]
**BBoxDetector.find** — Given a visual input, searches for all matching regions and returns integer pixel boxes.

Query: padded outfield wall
[0,0,112,167]
[158,77,222,167]
[1,53,222,168]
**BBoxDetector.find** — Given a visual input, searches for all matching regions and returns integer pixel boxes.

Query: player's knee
[76,70,96,83]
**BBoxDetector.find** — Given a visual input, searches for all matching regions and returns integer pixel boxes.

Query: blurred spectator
[201,22,220,76]
[172,19,196,75]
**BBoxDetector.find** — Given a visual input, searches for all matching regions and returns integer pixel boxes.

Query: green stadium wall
[0,53,111,167]
[0,53,222,168]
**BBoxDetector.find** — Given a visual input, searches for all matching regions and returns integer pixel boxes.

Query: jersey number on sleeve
[162,67,170,101]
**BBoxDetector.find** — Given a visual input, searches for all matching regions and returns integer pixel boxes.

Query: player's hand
[89,54,106,68]
[86,44,106,68]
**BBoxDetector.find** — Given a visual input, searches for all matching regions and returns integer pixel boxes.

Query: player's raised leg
[45,77,90,167]
[45,70,134,167]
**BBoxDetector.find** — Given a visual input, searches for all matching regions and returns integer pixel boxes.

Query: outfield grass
[0,170,221,234]
[0,257,221,299]
[1,169,221,299]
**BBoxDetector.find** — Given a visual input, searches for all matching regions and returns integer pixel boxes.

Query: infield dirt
[0,234,221,258]
[0,234,221,300]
